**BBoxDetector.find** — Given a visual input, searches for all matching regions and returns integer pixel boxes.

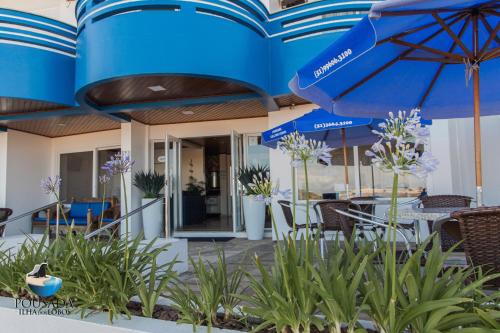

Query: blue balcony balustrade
[0,9,76,110]
[74,0,378,109]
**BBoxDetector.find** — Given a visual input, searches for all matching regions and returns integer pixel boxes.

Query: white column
[121,121,149,239]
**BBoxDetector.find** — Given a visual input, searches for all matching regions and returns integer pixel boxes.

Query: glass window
[98,149,121,199]
[59,151,93,201]
[245,135,269,168]
[153,142,166,176]
[297,147,356,200]
[358,145,426,197]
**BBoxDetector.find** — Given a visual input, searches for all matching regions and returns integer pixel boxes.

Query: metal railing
[0,202,61,228]
[84,196,164,239]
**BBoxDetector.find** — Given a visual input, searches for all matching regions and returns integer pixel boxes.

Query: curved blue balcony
[74,0,376,109]
[0,9,76,112]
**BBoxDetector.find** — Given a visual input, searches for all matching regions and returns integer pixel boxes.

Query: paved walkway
[179,238,274,292]
[178,237,466,293]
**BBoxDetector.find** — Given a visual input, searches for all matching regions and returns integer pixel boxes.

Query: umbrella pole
[473,67,483,206]
[341,128,350,198]
[472,16,483,206]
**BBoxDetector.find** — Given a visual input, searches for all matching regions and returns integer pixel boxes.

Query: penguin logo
[25,263,62,297]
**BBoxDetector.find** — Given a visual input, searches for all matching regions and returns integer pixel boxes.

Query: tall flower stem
[291,156,297,240]
[99,183,107,230]
[121,173,130,287]
[303,160,310,258]
[386,172,399,331]
[53,193,68,225]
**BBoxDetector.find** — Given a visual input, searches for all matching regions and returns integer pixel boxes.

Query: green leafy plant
[133,260,176,318]
[0,233,50,298]
[185,159,205,195]
[237,165,269,195]
[311,237,371,333]
[133,171,166,198]
[0,231,174,323]
[241,237,322,333]
[360,236,500,333]
[168,247,244,331]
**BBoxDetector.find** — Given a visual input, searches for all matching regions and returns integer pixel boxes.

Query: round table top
[351,198,392,205]
[295,198,393,205]
[396,207,466,221]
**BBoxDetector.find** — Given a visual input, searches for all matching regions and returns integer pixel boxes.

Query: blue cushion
[33,217,47,222]
[69,203,89,218]
[101,218,115,223]
[49,218,88,226]
[89,202,111,216]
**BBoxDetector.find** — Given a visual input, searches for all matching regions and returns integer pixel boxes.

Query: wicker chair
[278,200,322,236]
[350,196,377,216]
[421,195,472,208]
[421,195,472,251]
[313,200,358,232]
[0,208,13,237]
[451,206,500,288]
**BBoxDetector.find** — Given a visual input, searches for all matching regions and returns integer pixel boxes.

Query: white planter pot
[242,196,266,240]
[141,198,163,240]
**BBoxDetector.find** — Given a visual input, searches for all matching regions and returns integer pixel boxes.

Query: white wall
[268,105,315,238]
[3,131,52,235]
[447,115,500,206]
[427,119,454,195]
[0,0,76,26]
[149,117,269,140]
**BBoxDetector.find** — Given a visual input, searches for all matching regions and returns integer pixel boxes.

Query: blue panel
[75,0,376,102]
[0,9,76,107]
[1,1,378,113]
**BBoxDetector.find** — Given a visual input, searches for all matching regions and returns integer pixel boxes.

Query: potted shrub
[238,165,269,240]
[133,171,166,239]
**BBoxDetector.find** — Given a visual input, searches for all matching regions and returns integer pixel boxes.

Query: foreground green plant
[168,247,244,331]
[242,237,322,333]
[361,236,500,333]
[134,260,176,318]
[0,232,175,323]
[311,237,371,333]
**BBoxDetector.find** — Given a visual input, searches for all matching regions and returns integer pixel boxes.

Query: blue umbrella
[289,0,500,205]
[263,108,385,194]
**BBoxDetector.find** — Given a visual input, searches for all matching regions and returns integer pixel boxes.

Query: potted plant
[133,170,166,239]
[181,159,206,226]
[238,165,269,240]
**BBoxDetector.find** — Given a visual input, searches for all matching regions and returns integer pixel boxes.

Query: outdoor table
[351,198,392,205]
[396,207,465,244]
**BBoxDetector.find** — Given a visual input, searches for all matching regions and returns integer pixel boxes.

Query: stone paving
[177,237,467,293]
[179,238,275,292]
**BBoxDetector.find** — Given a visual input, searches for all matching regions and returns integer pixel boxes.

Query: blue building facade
[0,0,378,129]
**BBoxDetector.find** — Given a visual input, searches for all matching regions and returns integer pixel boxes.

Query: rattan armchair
[0,208,13,237]
[278,200,322,236]
[350,196,377,215]
[451,206,500,288]
[421,195,472,251]
[313,200,355,232]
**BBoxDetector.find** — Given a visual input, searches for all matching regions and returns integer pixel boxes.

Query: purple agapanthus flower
[41,176,62,195]
[102,151,135,176]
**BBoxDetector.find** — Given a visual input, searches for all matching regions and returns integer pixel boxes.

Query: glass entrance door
[231,130,243,232]
[153,135,181,236]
